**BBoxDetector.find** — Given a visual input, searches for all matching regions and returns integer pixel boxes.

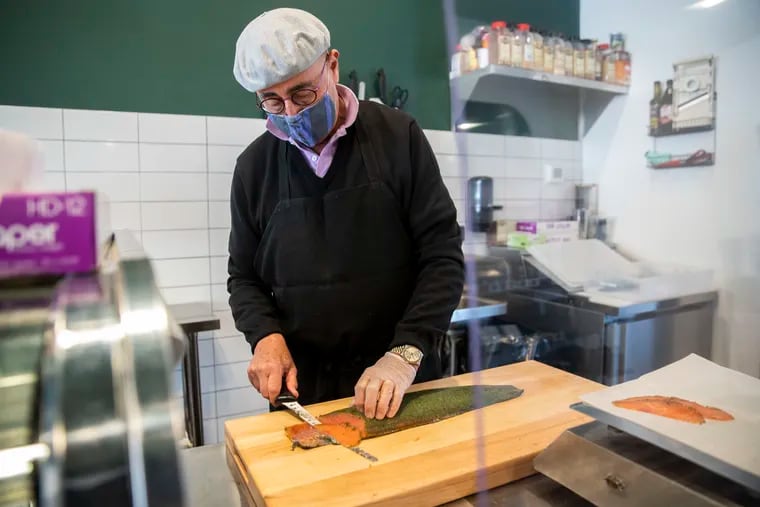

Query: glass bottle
[472,25,490,69]
[563,35,574,77]
[649,80,662,136]
[595,43,608,80]
[533,28,544,72]
[543,31,555,74]
[659,79,674,135]
[511,23,524,68]
[584,39,596,79]
[493,21,511,66]
[573,37,585,78]
[518,23,533,69]
[553,33,566,75]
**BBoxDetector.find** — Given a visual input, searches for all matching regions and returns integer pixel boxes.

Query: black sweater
[227,102,464,358]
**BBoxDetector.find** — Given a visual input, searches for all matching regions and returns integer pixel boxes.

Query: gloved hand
[354,352,417,420]
[248,333,298,405]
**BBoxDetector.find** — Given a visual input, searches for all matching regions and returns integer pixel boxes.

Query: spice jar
[584,39,596,80]
[595,43,608,81]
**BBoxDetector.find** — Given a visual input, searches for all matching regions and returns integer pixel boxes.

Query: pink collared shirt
[265,84,360,178]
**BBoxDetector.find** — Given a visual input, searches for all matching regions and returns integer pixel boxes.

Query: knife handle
[275,386,297,406]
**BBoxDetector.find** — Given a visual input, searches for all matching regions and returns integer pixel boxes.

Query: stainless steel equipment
[467,177,502,232]
[534,419,760,506]
[0,230,186,507]
[482,246,717,385]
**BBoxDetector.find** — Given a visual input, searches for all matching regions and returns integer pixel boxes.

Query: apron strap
[277,141,290,200]
[354,117,383,183]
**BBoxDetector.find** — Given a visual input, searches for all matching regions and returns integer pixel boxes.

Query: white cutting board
[527,239,639,291]
[580,354,760,485]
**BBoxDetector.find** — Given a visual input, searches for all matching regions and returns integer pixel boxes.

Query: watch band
[389,345,423,367]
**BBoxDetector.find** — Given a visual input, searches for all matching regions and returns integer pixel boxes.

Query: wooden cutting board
[225,361,602,507]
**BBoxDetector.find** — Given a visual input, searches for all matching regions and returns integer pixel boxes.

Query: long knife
[276,389,378,463]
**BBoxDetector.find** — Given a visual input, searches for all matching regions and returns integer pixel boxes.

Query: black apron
[253,118,440,405]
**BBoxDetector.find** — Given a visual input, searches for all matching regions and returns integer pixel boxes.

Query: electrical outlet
[544,163,565,183]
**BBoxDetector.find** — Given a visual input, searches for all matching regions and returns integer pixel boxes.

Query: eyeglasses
[256,58,329,115]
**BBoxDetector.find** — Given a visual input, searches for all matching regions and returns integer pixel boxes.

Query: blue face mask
[268,93,337,148]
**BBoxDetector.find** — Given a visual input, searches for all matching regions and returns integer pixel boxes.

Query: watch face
[405,348,423,362]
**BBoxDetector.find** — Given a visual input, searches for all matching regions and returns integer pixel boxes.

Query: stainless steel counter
[180,444,588,507]
[451,296,507,324]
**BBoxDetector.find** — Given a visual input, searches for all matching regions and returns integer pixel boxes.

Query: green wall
[0,1,578,131]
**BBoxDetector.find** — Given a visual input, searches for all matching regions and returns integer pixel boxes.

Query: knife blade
[276,389,378,462]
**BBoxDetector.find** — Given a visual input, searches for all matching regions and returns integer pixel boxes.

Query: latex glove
[354,352,417,420]
[248,333,298,405]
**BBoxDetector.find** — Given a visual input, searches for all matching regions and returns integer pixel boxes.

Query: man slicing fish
[227,8,464,419]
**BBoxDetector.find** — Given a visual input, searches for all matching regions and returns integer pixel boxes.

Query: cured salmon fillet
[612,395,733,424]
[285,385,523,449]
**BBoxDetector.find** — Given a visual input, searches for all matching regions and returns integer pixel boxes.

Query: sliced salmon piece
[284,422,363,449]
[612,395,734,424]
[670,398,734,421]
[613,396,705,424]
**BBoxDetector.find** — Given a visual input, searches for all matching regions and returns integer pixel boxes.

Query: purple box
[0,191,98,278]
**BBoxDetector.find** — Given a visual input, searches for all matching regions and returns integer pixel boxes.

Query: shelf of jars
[450,64,629,100]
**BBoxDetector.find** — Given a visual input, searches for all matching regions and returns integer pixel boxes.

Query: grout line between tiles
[204,115,217,375]
[60,110,68,191]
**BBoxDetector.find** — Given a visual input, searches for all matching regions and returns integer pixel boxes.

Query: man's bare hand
[248,333,298,405]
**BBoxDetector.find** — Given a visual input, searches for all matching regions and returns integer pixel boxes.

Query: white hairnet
[0,129,44,194]
[233,8,331,93]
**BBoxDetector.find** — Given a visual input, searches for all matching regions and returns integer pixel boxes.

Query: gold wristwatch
[389,345,424,367]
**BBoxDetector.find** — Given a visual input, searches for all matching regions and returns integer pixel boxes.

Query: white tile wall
[64,109,138,141]
[138,113,206,144]
[142,230,210,258]
[208,173,233,201]
[505,158,542,179]
[1,105,63,138]
[4,104,582,444]
[208,201,231,228]
[540,138,576,160]
[424,129,456,154]
[42,172,66,191]
[462,132,505,157]
[199,340,215,367]
[202,393,217,420]
[207,116,266,145]
[215,361,250,391]
[209,256,228,284]
[209,229,230,256]
[501,179,542,200]
[109,202,142,231]
[505,135,541,158]
[140,172,207,201]
[141,202,208,230]
[214,336,250,365]
[151,258,211,288]
[216,387,268,417]
[38,140,65,172]
[161,285,212,306]
[203,419,217,442]
[214,310,239,338]
[140,144,207,172]
[66,172,140,202]
[208,145,244,173]
[200,366,216,394]
[434,154,463,177]
[210,283,228,312]
[64,141,139,172]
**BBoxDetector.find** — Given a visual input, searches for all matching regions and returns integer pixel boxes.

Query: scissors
[389,86,409,109]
